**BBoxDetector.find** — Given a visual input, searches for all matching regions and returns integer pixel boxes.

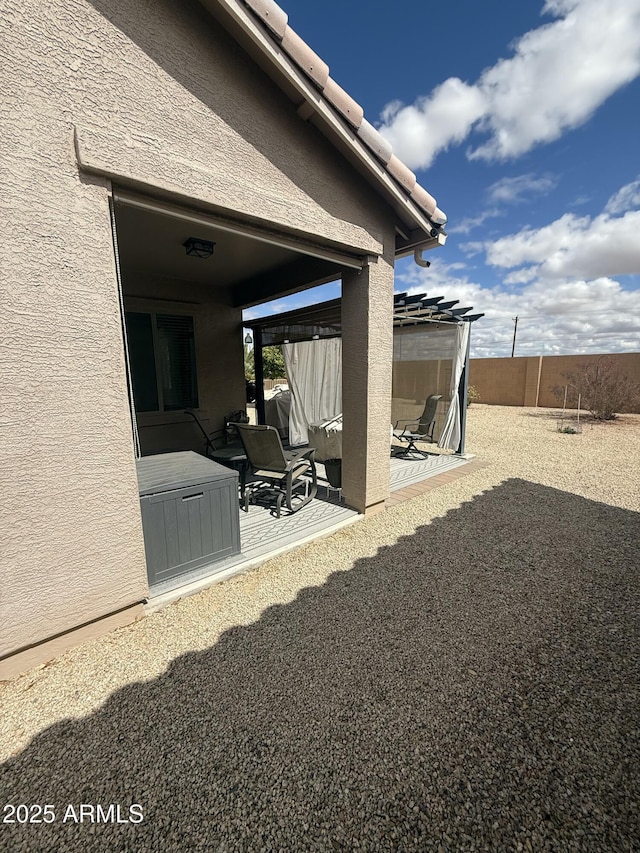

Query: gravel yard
[1,405,639,851]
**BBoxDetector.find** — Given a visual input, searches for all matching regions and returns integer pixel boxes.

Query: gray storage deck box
[136,451,240,589]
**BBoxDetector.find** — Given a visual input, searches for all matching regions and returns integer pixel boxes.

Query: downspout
[414,247,432,268]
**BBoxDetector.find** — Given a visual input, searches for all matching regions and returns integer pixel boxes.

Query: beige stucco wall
[73,0,391,255]
[0,165,149,658]
[342,252,396,514]
[1,0,398,660]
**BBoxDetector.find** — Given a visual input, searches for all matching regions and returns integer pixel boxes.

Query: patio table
[209,444,249,497]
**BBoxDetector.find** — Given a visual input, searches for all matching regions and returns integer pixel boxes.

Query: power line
[472,341,640,354]
[474,333,640,346]
[472,308,640,324]
[473,333,640,344]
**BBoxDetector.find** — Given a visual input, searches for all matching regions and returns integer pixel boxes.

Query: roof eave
[198,0,442,254]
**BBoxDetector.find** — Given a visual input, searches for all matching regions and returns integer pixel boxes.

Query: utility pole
[511,315,519,357]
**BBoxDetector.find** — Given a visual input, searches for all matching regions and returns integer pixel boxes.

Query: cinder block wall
[537,353,640,409]
[468,357,530,406]
[469,352,640,412]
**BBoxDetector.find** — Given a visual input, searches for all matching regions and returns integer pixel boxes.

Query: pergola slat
[247,293,481,345]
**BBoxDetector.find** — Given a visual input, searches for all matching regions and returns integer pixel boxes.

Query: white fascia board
[394,233,447,260]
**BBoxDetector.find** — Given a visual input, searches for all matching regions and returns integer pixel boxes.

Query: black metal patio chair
[392,394,442,457]
[235,423,318,518]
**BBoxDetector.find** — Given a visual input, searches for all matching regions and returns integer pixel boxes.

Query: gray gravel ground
[1,405,639,852]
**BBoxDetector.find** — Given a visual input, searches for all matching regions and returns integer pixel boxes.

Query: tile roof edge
[230,0,447,229]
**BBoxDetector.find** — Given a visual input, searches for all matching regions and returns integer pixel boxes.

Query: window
[126,311,199,412]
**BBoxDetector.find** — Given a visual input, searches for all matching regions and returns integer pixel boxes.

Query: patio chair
[235,423,318,518]
[392,394,442,457]
[184,409,249,456]
[184,409,223,457]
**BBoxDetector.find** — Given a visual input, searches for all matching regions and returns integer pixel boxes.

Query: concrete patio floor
[146,449,477,610]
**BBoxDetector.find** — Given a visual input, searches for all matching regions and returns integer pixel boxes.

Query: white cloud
[448,208,503,235]
[470,0,640,161]
[605,177,640,214]
[449,174,555,235]
[459,241,485,257]
[378,0,640,168]
[504,268,539,285]
[379,78,487,170]
[485,210,640,279]
[568,194,592,208]
[487,174,557,204]
[436,179,640,355]
[395,257,640,357]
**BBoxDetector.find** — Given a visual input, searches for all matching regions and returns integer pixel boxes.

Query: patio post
[254,326,266,425]
[457,324,471,455]
[341,253,394,515]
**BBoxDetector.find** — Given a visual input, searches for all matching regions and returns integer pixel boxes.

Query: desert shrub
[467,385,480,407]
[553,356,640,420]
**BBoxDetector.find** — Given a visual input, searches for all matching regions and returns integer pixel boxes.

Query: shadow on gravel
[523,408,630,425]
[2,480,639,852]
[524,408,565,419]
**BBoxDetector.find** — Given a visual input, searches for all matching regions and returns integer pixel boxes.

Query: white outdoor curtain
[282,338,342,445]
[391,324,457,434]
[438,322,470,451]
[393,324,457,362]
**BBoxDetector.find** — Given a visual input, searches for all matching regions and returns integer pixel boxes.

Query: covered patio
[145,449,479,609]
[140,288,484,607]
[99,0,470,612]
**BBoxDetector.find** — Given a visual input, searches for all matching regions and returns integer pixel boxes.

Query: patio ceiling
[246,293,484,346]
[113,191,352,307]
[115,198,299,289]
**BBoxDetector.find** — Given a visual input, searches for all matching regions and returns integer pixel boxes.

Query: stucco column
[341,254,394,514]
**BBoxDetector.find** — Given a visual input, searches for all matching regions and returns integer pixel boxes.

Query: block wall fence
[468,352,640,412]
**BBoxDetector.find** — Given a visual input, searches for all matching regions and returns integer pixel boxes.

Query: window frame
[125,307,199,415]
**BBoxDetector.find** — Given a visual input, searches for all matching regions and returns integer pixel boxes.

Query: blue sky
[244,0,640,358]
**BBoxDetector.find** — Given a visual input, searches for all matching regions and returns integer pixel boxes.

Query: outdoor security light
[183,237,215,258]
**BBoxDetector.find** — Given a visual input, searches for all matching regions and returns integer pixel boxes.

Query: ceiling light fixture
[183,237,215,258]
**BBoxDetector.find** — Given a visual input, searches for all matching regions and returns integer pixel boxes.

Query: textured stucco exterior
[1,0,400,665]
[72,0,391,254]
[342,252,396,513]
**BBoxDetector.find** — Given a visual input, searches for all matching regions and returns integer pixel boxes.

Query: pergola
[246,292,483,454]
